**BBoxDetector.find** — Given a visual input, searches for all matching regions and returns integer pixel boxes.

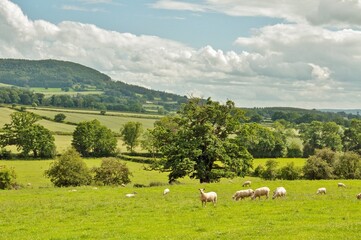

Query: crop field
[1,159,361,239]
[28,108,159,132]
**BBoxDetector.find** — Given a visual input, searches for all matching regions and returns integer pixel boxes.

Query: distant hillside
[0,59,187,113]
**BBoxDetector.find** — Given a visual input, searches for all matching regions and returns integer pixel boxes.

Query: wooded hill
[0,59,187,113]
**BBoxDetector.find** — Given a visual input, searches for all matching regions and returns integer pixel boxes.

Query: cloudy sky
[2,0,361,109]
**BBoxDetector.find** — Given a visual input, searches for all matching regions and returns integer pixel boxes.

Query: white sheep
[242,180,252,187]
[337,183,346,188]
[199,188,217,207]
[272,187,287,199]
[163,188,170,195]
[125,192,137,198]
[357,193,361,200]
[316,187,326,195]
[251,187,270,200]
[232,189,254,201]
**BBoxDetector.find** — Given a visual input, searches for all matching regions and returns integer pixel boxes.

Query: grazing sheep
[357,193,361,200]
[316,187,326,195]
[232,189,254,201]
[338,183,346,188]
[272,187,287,199]
[251,187,270,200]
[199,188,217,207]
[242,180,251,187]
[163,188,170,195]
[125,192,137,198]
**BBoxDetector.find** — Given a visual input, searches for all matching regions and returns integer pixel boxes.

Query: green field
[0,106,159,154]
[1,159,361,239]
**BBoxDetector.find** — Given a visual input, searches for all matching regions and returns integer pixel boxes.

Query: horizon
[1,0,361,109]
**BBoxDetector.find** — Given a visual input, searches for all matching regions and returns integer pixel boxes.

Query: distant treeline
[244,107,359,126]
[0,87,186,113]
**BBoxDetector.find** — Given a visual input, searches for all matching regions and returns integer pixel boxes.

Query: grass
[1,159,361,239]
[253,158,306,168]
[27,108,158,132]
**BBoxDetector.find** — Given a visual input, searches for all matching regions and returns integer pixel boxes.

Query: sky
[1,0,361,109]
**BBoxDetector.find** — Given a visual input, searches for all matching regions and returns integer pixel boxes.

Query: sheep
[232,189,254,201]
[163,188,170,195]
[199,188,217,207]
[316,187,326,195]
[338,183,346,188]
[125,192,137,198]
[357,193,361,200]
[242,180,251,187]
[251,187,270,200]
[272,187,287,199]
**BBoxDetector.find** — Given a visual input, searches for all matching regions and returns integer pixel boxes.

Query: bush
[44,148,92,187]
[303,156,334,180]
[0,165,16,190]
[261,159,279,180]
[334,151,361,179]
[0,148,12,160]
[252,164,265,177]
[92,158,132,186]
[287,141,303,158]
[278,162,302,180]
[54,113,66,122]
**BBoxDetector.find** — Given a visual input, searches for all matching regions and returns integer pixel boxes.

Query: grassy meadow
[1,106,361,239]
[1,159,361,239]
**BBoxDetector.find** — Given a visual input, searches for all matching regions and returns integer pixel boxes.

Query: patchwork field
[1,159,361,239]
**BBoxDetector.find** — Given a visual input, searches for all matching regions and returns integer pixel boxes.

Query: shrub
[334,151,361,179]
[287,141,303,158]
[261,159,279,180]
[92,158,132,186]
[0,148,12,160]
[44,148,92,187]
[252,164,265,177]
[278,162,302,180]
[0,165,16,190]
[54,113,66,122]
[303,156,334,180]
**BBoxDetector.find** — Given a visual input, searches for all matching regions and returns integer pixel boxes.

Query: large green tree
[72,119,117,157]
[299,121,343,157]
[0,112,56,158]
[120,122,143,152]
[151,98,253,183]
[343,119,361,153]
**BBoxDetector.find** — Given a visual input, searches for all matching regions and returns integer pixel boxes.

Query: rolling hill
[0,59,187,113]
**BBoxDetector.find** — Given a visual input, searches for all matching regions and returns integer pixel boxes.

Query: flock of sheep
[199,181,361,207]
[125,181,361,206]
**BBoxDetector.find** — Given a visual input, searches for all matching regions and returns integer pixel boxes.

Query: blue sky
[2,0,361,109]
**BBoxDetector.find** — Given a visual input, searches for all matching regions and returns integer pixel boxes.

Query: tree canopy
[72,119,117,157]
[151,98,253,183]
[0,112,56,158]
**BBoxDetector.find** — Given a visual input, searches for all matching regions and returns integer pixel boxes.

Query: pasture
[1,159,361,239]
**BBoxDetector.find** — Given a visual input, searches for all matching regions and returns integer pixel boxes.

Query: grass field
[28,108,159,132]
[1,159,361,239]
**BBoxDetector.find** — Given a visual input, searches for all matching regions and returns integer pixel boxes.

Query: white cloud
[2,0,361,108]
[61,5,105,12]
[152,0,361,27]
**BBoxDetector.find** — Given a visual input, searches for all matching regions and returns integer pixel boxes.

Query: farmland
[1,159,361,239]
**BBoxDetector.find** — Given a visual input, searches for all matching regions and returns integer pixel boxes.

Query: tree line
[2,98,361,185]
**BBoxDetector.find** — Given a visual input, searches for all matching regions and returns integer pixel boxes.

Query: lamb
[357,193,361,200]
[242,180,252,187]
[316,187,326,195]
[125,192,137,198]
[251,187,270,200]
[199,188,217,207]
[163,188,170,195]
[272,187,287,199]
[232,189,254,201]
[338,183,346,188]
